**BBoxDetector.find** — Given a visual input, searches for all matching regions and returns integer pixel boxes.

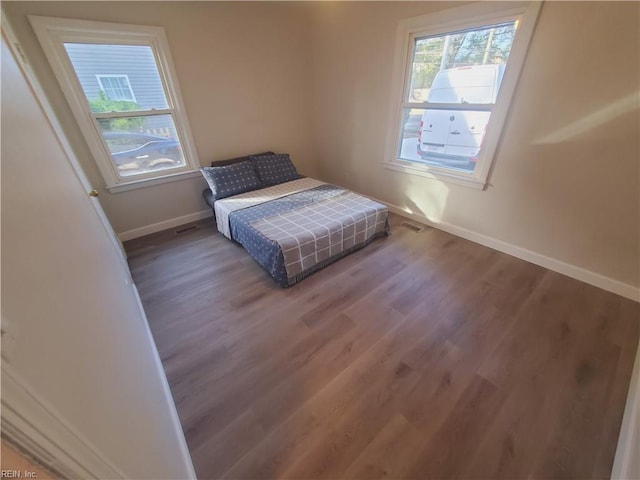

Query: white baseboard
[612,338,640,479]
[130,282,198,479]
[1,364,125,479]
[378,200,639,302]
[118,209,213,242]
[116,197,638,301]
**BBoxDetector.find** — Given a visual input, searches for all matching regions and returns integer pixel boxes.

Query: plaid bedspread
[215,177,328,239]
[215,177,389,286]
[250,191,388,281]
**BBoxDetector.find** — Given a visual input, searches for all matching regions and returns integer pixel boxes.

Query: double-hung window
[385,3,541,189]
[30,16,199,191]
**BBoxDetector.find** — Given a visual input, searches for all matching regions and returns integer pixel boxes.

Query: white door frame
[0,15,195,479]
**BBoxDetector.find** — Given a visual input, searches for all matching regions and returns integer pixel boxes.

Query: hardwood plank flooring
[125,213,639,479]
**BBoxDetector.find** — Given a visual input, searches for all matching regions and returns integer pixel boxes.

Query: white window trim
[29,16,200,192]
[384,1,542,190]
[96,74,137,102]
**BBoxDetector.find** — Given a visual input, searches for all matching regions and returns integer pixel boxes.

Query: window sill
[106,169,202,193]
[382,160,487,190]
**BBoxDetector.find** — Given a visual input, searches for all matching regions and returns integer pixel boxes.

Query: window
[385,3,541,189]
[96,75,136,102]
[29,16,200,191]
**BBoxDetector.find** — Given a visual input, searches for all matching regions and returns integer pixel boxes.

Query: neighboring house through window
[29,16,199,191]
[96,75,136,102]
[385,2,541,189]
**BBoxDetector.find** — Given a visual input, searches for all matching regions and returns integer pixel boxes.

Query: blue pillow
[250,153,299,187]
[209,151,274,167]
[200,160,261,201]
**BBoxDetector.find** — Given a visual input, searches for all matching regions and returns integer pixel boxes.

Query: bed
[201,152,389,287]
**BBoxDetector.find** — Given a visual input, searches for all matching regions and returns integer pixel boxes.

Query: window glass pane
[98,114,185,177]
[398,107,492,173]
[97,76,135,101]
[407,21,517,104]
[106,77,125,99]
[64,43,169,111]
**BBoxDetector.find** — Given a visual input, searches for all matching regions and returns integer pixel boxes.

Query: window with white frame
[96,75,136,102]
[385,3,541,189]
[29,16,199,190]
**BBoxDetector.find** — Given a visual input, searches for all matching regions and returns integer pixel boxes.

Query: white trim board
[130,280,198,480]
[119,197,639,301]
[118,209,212,241]
[377,199,639,302]
[1,365,125,479]
[611,338,640,479]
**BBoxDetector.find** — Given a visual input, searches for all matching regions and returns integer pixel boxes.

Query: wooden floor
[125,213,639,480]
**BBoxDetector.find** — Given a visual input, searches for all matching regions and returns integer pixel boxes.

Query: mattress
[213,178,389,286]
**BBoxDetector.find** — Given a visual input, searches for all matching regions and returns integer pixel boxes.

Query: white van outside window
[385,3,541,189]
[417,64,505,169]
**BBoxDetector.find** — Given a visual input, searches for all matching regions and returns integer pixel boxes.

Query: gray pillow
[250,153,299,187]
[210,151,274,167]
[200,160,261,201]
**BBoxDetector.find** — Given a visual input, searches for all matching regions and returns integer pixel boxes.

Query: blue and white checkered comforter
[214,178,389,286]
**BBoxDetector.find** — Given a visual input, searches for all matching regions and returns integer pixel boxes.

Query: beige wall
[310,1,640,289]
[2,1,316,233]
[3,1,639,289]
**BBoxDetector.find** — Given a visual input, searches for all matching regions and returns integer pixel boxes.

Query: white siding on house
[64,44,169,131]
[64,43,167,108]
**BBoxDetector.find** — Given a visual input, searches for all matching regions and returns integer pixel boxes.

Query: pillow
[210,151,274,168]
[200,160,261,201]
[250,153,299,187]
